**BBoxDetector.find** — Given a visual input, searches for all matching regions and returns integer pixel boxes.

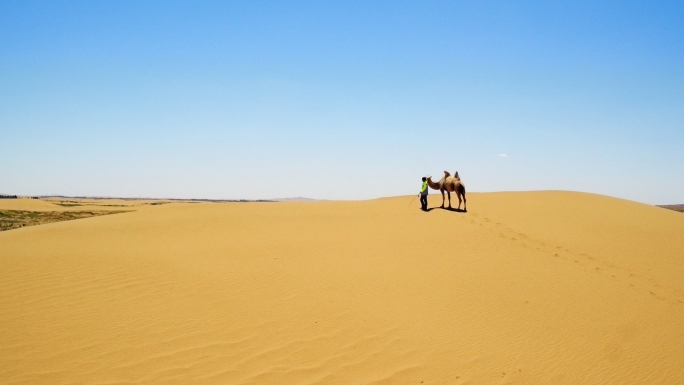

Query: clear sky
[1,1,682,203]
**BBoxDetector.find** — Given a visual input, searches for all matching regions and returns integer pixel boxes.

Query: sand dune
[0,198,166,212]
[1,191,683,384]
[0,198,71,211]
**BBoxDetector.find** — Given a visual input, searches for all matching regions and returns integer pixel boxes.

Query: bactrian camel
[426,171,467,211]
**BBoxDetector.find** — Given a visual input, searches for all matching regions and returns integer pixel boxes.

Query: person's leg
[420,195,427,210]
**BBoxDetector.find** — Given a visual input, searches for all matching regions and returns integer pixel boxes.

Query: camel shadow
[424,207,467,213]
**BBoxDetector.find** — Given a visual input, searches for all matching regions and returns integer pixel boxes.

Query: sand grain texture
[1,192,683,384]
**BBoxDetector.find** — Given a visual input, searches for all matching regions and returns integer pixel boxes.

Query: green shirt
[420,181,428,195]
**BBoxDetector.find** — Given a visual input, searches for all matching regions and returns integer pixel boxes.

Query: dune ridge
[1,191,683,384]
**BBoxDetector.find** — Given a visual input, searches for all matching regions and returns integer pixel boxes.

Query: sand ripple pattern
[1,192,684,384]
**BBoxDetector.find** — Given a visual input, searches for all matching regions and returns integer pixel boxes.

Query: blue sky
[1,1,682,203]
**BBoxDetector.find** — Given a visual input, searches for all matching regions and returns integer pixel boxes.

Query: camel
[426,171,466,211]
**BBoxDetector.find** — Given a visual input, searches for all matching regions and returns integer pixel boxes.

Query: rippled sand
[1,192,683,384]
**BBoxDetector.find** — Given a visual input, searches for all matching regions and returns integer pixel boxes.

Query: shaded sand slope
[1,192,683,384]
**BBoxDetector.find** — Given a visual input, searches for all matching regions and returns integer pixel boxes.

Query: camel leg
[440,190,445,208]
[462,192,467,211]
[447,191,452,208]
[457,193,462,210]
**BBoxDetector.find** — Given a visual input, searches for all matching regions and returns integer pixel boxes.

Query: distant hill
[273,197,319,202]
[657,204,684,213]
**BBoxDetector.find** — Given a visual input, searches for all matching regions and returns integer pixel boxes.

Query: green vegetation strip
[0,210,131,231]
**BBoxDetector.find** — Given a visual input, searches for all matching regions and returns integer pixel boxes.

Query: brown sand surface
[1,191,683,384]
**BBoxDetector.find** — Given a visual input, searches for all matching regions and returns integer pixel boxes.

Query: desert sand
[0,198,165,211]
[1,192,683,384]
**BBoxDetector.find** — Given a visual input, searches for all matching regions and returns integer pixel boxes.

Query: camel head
[425,175,443,189]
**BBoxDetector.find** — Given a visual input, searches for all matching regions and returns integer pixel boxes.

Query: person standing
[419,177,428,211]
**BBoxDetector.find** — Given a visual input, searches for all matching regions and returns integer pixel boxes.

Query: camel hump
[443,170,451,176]
[453,171,460,180]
